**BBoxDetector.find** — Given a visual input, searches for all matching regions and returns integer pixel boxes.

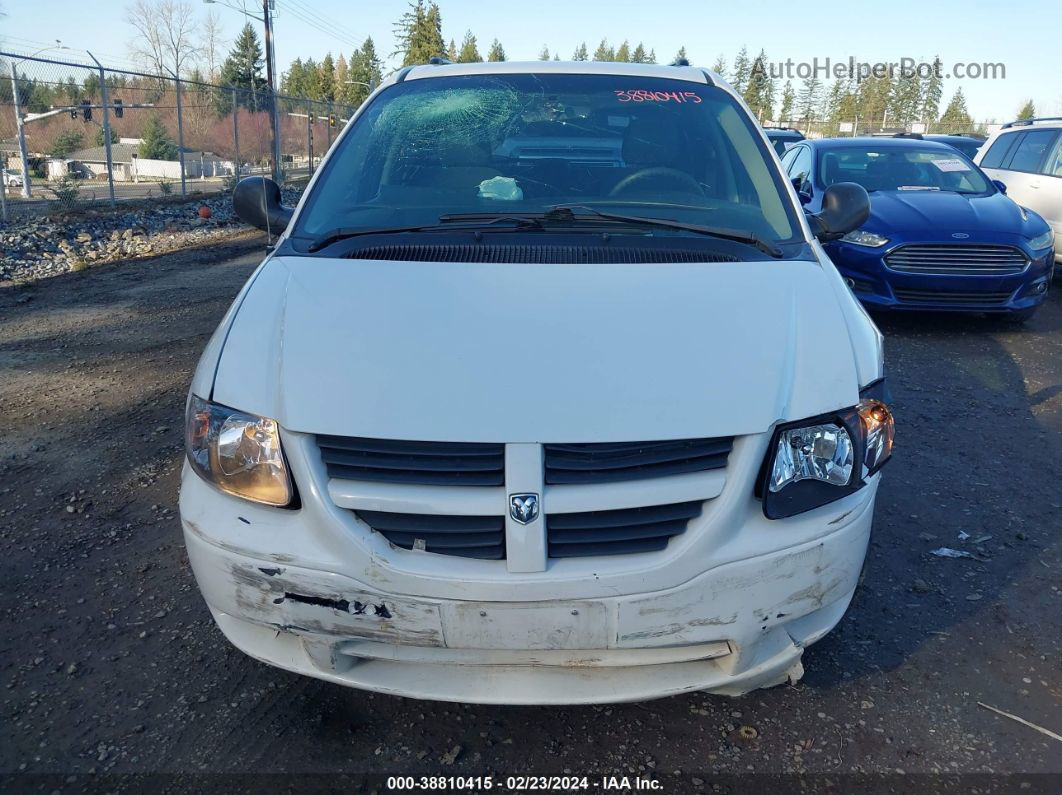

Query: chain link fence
[0,50,358,221]
[768,118,996,140]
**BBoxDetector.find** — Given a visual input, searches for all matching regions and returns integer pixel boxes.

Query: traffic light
[328,113,336,128]
[113,99,123,118]
[80,99,92,122]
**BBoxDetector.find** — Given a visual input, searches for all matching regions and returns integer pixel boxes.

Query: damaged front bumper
[181,475,873,704]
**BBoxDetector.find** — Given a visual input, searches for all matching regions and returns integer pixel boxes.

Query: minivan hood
[211,256,861,442]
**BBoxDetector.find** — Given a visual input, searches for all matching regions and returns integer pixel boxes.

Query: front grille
[354,510,506,559]
[543,437,733,485]
[885,244,1028,275]
[547,501,703,558]
[317,436,504,486]
[893,287,1013,305]
[344,244,740,264]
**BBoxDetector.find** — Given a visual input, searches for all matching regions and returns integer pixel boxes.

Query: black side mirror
[992,179,1007,194]
[806,182,870,242]
[233,176,294,233]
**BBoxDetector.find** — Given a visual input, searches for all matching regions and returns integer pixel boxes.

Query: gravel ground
[0,244,1059,792]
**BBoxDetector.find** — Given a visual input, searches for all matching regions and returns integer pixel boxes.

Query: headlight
[760,379,893,519]
[841,230,889,247]
[1027,229,1054,251]
[185,395,293,507]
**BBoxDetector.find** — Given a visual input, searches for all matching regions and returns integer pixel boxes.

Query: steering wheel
[609,167,705,198]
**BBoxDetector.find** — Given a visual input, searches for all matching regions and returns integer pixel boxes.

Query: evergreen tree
[48,129,84,158]
[348,38,383,106]
[94,125,118,147]
[318,53,336,102]
[593,40,615,61]
[139,113,178,160]
[615,41,631,63]
[486,39,506,62]
[457,31,482,62]
[919,56,943,123]
[711,54,727,74]
[446,38,458,61]
[779,80,795,122]
[631,43,647,64]
[1016,99,1035,120]
[730,46,751,95]
[938,88,972,130]
[674,46,688,64]
[282,58,305,96]
[888,69,921,127]
[538,44,551,61]
[393,1,444,66]
[218,23,268,111]
[572,42,588,61]
[647,49,657,64]
[796,77,823,124]
[334,54,350,104]
[856,73,892,129]
[743,50,773,120]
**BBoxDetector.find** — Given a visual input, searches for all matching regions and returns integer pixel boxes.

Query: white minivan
[180,61,893,704]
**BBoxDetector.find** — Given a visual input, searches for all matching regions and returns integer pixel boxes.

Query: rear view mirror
[806,182,870,242]
[992,179,1007,194]
[233,177,294,233]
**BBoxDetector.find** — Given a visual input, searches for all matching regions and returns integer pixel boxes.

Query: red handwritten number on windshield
[614,90,702,103]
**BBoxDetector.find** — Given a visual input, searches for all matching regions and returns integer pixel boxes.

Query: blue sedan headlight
[841,230,890,247]
[1027,229,1054,251]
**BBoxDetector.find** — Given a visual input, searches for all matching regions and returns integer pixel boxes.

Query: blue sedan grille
[885,244,1028,275]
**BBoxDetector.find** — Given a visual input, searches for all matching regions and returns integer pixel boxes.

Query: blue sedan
[780,138,1055,320]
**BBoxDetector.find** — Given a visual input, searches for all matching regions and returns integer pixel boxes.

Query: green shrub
[49,174,81,208]
[158,180,173,195]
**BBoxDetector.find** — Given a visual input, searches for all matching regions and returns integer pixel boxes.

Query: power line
[273,0,360,50]
[281,0,363,45]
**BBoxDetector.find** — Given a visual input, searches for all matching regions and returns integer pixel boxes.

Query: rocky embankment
[0,188,301,284]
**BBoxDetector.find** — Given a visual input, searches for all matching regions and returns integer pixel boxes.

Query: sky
[2,0,1060,120]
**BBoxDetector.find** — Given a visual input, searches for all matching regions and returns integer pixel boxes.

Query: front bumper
[827,240,1054,313]
[181,470,875,704]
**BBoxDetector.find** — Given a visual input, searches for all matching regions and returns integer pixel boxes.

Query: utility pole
[8,61,32,198]
[263,0,282,183]
[232,87,240,180]
[86,51,116,207]
[306,101,313,176]
[173,73,187,197]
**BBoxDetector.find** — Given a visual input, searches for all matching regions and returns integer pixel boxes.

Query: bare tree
[201,10,226,81]
[126,0,203,77]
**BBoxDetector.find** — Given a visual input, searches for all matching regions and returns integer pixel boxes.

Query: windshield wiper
[306,216,543,251]
[548,205,784,258]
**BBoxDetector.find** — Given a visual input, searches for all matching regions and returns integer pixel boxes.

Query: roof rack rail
[1000,116,1062,129]
[892,132,923,139]
[762,125,798,131]
[428,56,453,65]
[670,57,690,66]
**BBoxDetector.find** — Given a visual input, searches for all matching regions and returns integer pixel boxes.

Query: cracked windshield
[294,74,796,242]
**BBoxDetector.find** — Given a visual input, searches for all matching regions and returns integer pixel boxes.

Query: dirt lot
[1,242,1060,791]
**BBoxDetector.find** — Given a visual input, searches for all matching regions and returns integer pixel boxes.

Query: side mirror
[233,176,294,233]
[806,182,870,242]
[992,179,1007,194]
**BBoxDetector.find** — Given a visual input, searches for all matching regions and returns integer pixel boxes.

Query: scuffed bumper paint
[182,477,873,704]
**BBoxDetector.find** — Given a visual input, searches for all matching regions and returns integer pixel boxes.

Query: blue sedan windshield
[818,146,992,195]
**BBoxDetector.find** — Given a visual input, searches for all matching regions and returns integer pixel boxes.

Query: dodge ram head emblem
[509,493,540,524]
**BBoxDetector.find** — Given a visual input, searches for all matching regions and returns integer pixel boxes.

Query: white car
[180,60,892,704]
[975,117,1062,267]
[2,168,24,187]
